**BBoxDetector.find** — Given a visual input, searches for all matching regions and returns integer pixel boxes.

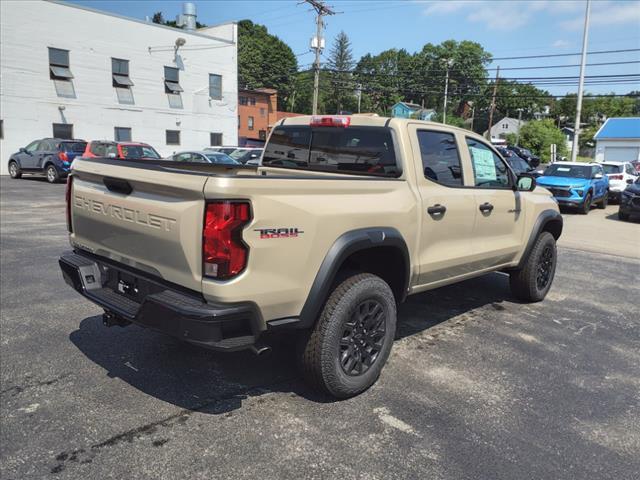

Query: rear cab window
[262,125,401,177]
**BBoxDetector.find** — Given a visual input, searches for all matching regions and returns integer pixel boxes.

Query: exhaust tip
[250,345,272,356]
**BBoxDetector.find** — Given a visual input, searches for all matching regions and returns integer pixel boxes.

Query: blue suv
[8,138,87,183]
[537,162,609,214]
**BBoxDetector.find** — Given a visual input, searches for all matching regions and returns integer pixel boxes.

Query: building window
[209,74,222,100]
[112,58,134,105]
[164,67,182,94]
[239,96,248,106]
[248,116,254,131]
[210,132,223,146]
[114,127,132,142]
[0,120,3,139]
[260,108,266,117]
[259,130,267,141]
[53,123,73,139]
[238,115,241,129]
[166,130,180,145]
[248,97,256,106]
[48,47,75,98]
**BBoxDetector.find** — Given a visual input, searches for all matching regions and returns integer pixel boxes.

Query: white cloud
[560,1,640,30]
[552,39,571,48]
[420,1,478,16]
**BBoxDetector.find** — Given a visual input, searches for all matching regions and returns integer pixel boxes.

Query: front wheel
[579,192,592,215]
[298,273,397,398]
[598,192,608,209]
[510,231,557,302]
[8,161,22,179]
[46,165,60,183]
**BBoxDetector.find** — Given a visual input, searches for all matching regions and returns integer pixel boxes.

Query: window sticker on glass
[557,167,571,172]
[469,146,497,181]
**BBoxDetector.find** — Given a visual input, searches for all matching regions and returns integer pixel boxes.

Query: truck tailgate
[69,159,207,292]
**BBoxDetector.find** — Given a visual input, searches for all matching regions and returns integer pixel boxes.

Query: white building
[484,116,526,142]
[0,0,238,175]
[593,117,640,162]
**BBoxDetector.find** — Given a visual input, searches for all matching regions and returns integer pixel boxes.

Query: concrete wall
[0,0,238,174]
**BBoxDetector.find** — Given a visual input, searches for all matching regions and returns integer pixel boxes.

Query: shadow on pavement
[69,272,515,415]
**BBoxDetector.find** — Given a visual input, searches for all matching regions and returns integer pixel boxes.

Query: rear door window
[263,125,400,177]
[417,130,462,187]
[61,142,86,152]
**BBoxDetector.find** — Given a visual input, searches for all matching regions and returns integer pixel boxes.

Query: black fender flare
[297,227,410,329]
[516,209,563,269]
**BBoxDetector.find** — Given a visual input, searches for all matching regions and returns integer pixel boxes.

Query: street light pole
[442,59,453,124]
[516,108,523,146]
[570,0,591,163]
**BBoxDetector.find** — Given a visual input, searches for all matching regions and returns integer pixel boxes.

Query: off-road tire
[579,192,592,215]
[509,232,557,303]
[598,192,608,209]
[8,161,22,179]
[46,164,60,184]
[618,210,630,221]
[298,273,397,398]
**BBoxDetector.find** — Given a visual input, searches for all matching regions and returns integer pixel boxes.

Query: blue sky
[69,0,640,96]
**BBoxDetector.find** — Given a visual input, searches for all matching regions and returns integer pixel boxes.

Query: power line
[490,48,640,61]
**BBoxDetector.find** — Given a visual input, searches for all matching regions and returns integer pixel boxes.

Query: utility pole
[442,59,453,124]
[516,108,523,146]
[570,0,591,163]
[305,0,335,115]
[486,65,500,141]
[356,83,362,114]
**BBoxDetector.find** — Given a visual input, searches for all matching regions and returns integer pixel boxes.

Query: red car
[82,141,161,160]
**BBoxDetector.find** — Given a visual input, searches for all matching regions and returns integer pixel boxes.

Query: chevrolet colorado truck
[59,115,562,398]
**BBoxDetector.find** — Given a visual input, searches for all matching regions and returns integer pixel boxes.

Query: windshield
[61,142,87,153]
[602,164,623,174]
[120,145,161,159]
[205,153,239,165]
[507,156,531,172]
[543,164,591,178]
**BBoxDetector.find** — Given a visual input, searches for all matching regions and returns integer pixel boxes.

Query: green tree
[517,119,567,162]
[326,31,356,113]
[237,20,298,110]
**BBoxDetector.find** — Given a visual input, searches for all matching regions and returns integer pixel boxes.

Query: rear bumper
[59,251,262,352]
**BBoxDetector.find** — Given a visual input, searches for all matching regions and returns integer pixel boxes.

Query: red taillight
[59,151,69,162]
[610,174,623,180]
[203,201,251,279]
[310,116,351,128]
[65,175,73,233]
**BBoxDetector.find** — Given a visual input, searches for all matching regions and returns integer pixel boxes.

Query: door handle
[479,202,494,213]
[427,204,446,215]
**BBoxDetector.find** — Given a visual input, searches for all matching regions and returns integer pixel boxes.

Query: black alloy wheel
[536,245,554,290]
[339,299,386,376]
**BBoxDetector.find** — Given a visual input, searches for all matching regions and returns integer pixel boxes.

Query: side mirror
[517,174,536,192]
[19,147,27,153]
[594,173,603,179]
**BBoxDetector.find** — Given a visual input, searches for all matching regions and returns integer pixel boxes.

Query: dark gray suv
[8,138,87,183]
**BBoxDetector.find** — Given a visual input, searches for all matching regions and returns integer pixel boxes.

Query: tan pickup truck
[59,115,562,398]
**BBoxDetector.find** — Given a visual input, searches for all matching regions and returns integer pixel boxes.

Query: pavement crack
[0,373,71,398]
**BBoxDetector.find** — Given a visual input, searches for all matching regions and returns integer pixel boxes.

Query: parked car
[618,176,640,221]
[536,162,609,214]
[507,145,540,168]
[60,115,562,398]
[170,150,240,165]
[496,147,540,177]
[600,161,639,202]
[83,141,161,160]
[631,160,640,174]
[206,147,263,164]
[8,138,87,183]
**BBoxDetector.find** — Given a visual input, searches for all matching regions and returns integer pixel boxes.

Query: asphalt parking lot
[1,176,639,480]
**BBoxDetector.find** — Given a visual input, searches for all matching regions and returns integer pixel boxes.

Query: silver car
[170,150,240,165]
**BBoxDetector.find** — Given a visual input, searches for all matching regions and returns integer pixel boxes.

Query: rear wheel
[8,161,22,179]
[46,165,60,183]
[510,232,557,302]
[579,192,592,214]
[298,273,397,398]
[598,192,608,209]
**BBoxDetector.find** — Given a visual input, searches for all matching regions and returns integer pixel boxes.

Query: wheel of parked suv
[579,192,592,215]
[298,273,397,398]
[8,161,22,179]
[598,192,608,209]
[46,165,60,183]
[509,231,557,303]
